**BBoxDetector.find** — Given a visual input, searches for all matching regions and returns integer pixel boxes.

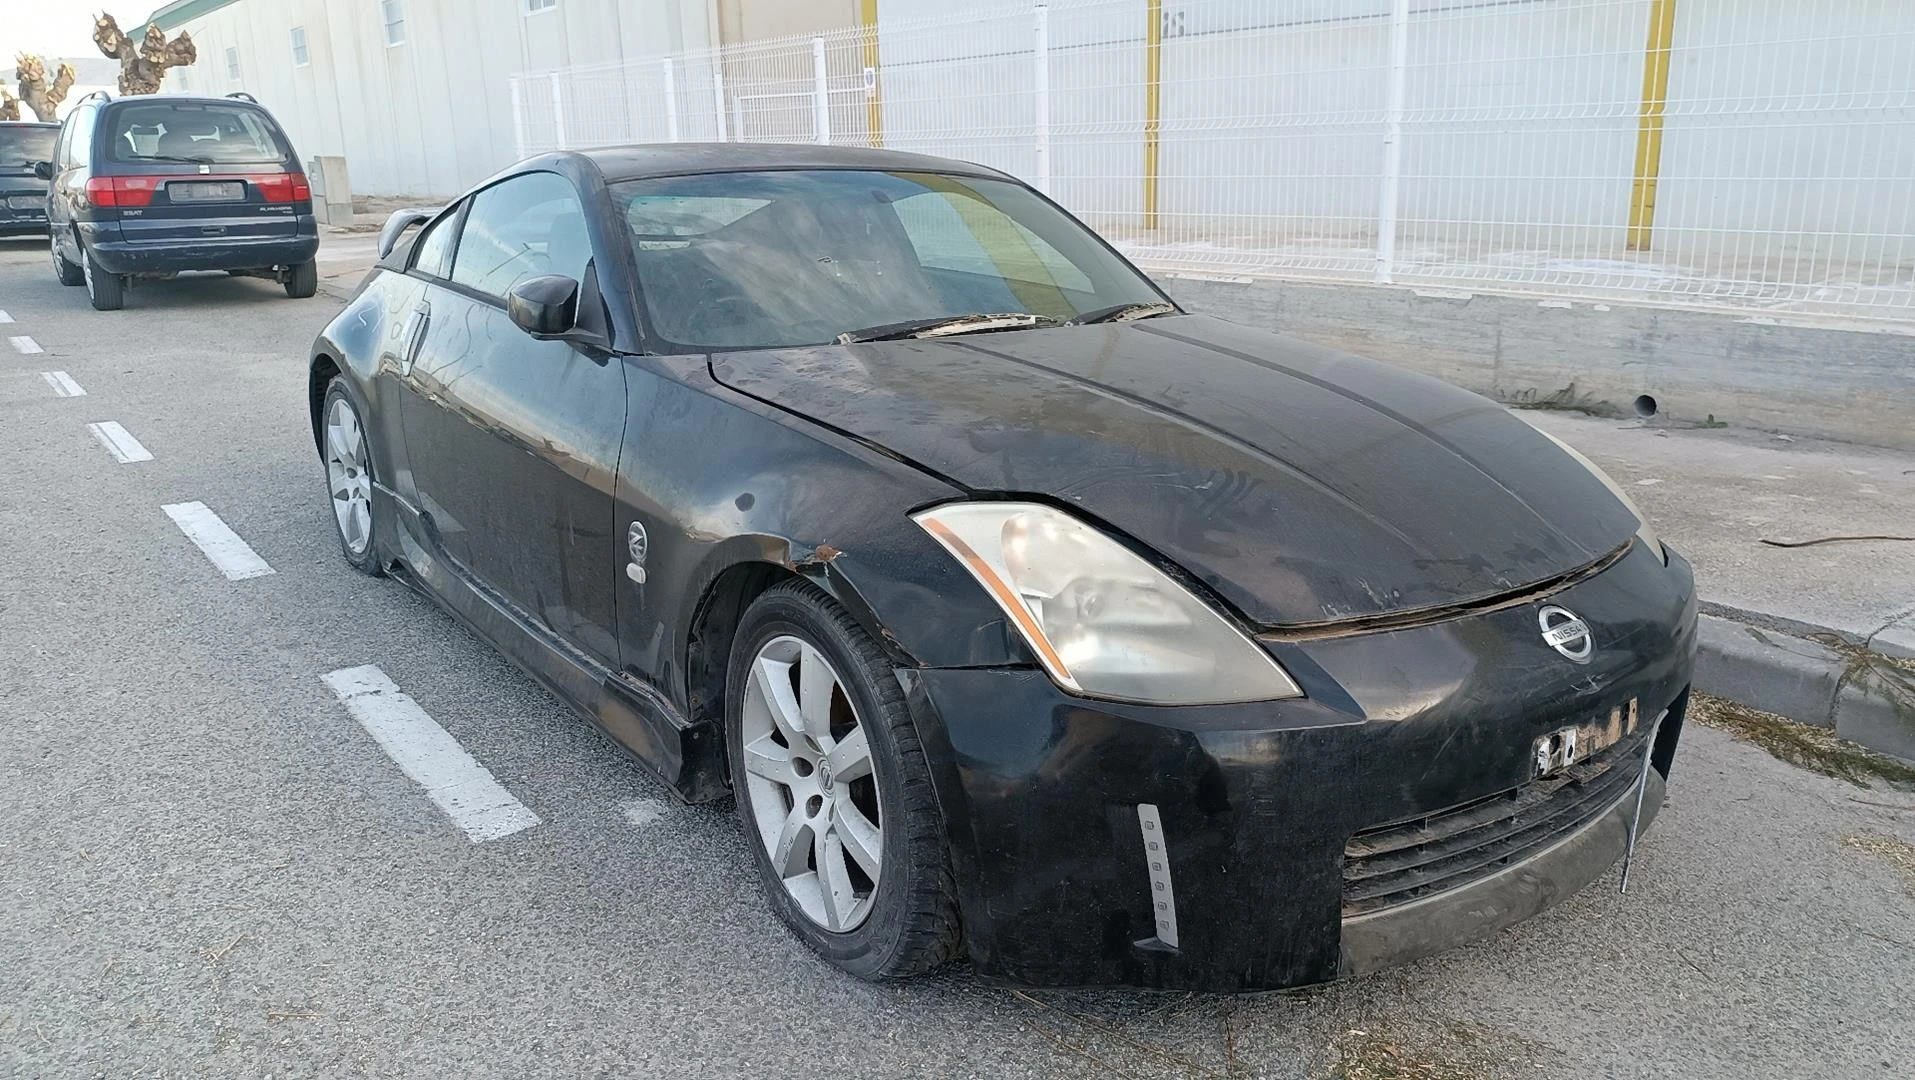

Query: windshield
[105,103,288,165]
[0,126,57,166]
[610,170,1167,350]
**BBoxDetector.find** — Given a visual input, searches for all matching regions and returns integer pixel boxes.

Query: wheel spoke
[753,655,809,747]
[742,733,802,788]
[797,642,834,742]
[327,419,353,462]
[826,726,872,784]
[818,825,857,931]
[835,801,882,880]
[771,805,813,879]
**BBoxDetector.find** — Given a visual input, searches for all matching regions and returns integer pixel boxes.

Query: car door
[47,104,95,257]
[397,170,627,668]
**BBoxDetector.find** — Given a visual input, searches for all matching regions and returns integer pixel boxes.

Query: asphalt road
[1,237,1912,1080]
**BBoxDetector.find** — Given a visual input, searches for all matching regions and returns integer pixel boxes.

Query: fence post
[1034,4,1050,194]
[1626,0,1679,250]
[662,59,679,142]
[509,77,526,159]
[549,72,568,150]
[860,0,883,147]
[713,70,728,141]
[1373,0,1409,284]
[1144,0,1162,230]
[813,36,832,144]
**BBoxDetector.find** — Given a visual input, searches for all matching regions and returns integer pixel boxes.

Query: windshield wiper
[135,154,216,165]
[1070,301,1178,325]
[836,312,1058,344]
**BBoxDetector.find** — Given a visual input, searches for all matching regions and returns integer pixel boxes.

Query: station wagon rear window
[106,103,288,165]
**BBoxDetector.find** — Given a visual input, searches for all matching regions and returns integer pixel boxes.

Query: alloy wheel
[325,395,373,556]
[739,634,884,932]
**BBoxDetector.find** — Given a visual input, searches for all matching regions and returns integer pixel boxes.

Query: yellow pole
[1626,0,1679,251]
[1144,0,1162,231]
[860,0,883,148]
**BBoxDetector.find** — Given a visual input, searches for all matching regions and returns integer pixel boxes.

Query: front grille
[1342,727,1650,917]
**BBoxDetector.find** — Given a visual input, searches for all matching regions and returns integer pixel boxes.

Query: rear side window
[0,126,57,166]
[104,103,288,166]
[410,209,459,278]
[59,108,97,168]
[449,172,590,300]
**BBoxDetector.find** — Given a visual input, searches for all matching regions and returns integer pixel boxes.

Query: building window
[225,46,240,82]
[525,0,557,13]
[290,26,310,66]
[382,0,406,47]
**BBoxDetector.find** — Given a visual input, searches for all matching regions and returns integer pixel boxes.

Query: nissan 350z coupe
[309,144,1696,991]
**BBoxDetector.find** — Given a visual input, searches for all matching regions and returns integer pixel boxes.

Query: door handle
[399,303,430,378]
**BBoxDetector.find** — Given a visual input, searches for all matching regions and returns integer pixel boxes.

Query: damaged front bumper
[897,543,1697,991]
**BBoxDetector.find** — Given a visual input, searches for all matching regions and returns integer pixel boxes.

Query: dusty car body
[308,144,1696,991]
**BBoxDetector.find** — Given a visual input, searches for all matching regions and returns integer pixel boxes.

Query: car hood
[709,314,1639,628]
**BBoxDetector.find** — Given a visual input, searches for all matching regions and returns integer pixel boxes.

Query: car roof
[577,143,1015,183]
[98,94,273,112]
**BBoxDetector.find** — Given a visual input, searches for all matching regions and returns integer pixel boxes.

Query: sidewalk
[305,230,1915,759]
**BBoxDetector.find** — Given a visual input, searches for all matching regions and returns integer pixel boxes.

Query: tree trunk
[94,13,197,96]
[14,54,76,122]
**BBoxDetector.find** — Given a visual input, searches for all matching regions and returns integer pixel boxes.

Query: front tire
[83,250,124,311]
[52,231,82,286]
[285,259,318,299]
[321,378,383,577]
[726,581,960,980]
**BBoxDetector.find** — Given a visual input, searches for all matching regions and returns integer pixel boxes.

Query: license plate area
[1534,696,1640,778]
[168,181,245,203]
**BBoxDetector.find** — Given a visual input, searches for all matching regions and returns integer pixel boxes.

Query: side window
[63,106,97,168]
[410,207,460,278]
[892,190,1093,294]
[449,171,591,300]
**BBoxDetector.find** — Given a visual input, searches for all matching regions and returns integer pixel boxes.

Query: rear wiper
[1070,301,1178,325]
[135,154,216,165]
[836,312,1058,344]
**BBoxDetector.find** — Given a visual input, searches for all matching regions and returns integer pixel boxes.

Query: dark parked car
[0,121,59,236]
[42,92,318,310]
[309,144,1696,991]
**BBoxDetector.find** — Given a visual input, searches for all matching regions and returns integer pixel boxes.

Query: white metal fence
[510,0,1915,321]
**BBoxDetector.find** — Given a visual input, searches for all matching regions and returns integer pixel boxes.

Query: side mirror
[32,161,52,181]
[506,275,579,338]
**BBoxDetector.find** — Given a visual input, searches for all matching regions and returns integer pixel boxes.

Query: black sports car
[309,144,1696,991]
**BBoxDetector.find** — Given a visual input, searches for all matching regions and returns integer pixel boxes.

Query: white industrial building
[145,0,833,196]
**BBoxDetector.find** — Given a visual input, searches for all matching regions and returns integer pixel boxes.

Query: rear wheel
[285,259,318,299]
[726,581,960,979]
[322,378,383,576]
[51,232,82,287]
[83,250,124,311]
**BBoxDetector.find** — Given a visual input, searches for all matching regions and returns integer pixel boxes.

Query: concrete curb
[1695,613,1915,761]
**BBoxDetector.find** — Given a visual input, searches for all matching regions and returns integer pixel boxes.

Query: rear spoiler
[375,207,441,259]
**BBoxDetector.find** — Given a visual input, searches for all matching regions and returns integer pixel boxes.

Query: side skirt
[383,505,727,803]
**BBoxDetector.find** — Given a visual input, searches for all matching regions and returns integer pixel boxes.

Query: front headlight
[1536,430,1666,564]
[913,502,1303,705]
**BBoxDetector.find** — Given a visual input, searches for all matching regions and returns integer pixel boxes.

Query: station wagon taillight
[252,174,312,203]
[85,176,161,207]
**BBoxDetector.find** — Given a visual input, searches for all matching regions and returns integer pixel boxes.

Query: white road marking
[161,502,276,580]
[40,371,86,397]
[10,335,43,354]
[321,665,541,843]
[86,421,153,463]
[0,310,13,323]
[618,798,667,829]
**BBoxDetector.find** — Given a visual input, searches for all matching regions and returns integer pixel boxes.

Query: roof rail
[225,91,258,103]
[74,90,113,107]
